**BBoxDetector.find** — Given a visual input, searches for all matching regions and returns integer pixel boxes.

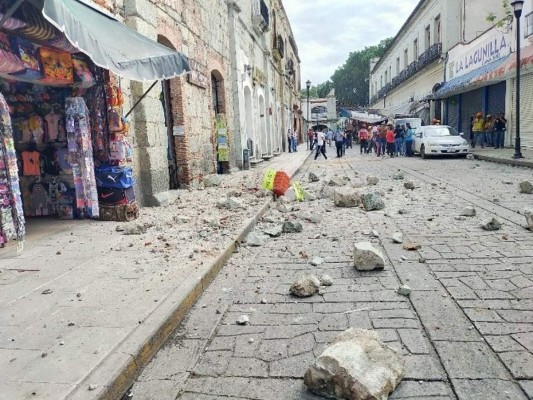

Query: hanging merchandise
[0,93,25,248]
[65,97,99,218]
[0,32,25,74]
[72,55,96,89]
[9,37,42,80]
[15,2,58,42]
[38,47,74,85]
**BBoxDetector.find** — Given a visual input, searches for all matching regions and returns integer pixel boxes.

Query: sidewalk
[0,146,311,400]
[471,146,533,168]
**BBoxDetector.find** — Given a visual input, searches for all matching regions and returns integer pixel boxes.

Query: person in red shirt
[358,125,369,154]
[385,124,395,157]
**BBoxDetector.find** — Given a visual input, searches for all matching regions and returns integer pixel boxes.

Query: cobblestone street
[132,150,533,400]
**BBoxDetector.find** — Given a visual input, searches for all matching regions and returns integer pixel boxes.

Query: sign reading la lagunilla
[453,34,510,77]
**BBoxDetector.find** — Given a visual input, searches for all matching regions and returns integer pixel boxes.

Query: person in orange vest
[358,125,369,154]
[472,112,485,148]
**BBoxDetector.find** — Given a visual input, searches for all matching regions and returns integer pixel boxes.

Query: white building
[301,89,337,131]
[431,1,533,147]
[228,0,301,167]
[369,0,504,123]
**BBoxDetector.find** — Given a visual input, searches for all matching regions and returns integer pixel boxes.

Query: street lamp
[511,0,524,159]
[383,93,387,108]
[306,79,311,149]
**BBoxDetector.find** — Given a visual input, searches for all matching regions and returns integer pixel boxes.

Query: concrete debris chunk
[466,153,475,160]
[460,206,476,217]
[246,232,268,247]
[309,171,320,183]
[310,256,324,266]
[353,242,385,271]
[519,181,533,194]
[204,174,222,188]
[263,226,283,238]
[277,204,293,214]
[403,181,415,190]
[333,188,361,208]
[217,197,243,210]
[361,192,385,211]
[366,176,379,186]
[397,284,412,296]
[328,177,346,187]
[282,221,303,233]
[320,274,334,286]
[119,223,147,235]
[290,274,320,297]
[236,315,250,325]
[351,179,366,188]
[393,172,405,180]
[392,232,403,244]
[403,242,421,251]
[481,217,502,231]
[304,328,405,400]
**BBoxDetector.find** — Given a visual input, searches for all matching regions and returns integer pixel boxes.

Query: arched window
[311,106,327,114]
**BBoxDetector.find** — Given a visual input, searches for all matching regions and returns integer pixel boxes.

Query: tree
[300,80,334,98]
[331,38,393,107]
[486,0,512,28]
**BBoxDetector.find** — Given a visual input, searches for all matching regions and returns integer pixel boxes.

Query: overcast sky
[282,0,420,87]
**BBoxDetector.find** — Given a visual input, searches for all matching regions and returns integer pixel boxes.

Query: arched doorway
[211,70,227,173]
[244,87,254,158]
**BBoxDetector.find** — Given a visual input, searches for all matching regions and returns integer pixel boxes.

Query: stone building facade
[92,0,300,204]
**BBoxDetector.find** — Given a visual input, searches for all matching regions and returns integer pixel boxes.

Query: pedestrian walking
[386,124,395,157]
[394,124,404,156]
[494,113,507,149]
[404,123,414,157]
[307,129,314,150]
[314,129,327,160]
[291,130,298,152]
[334,130,344,158]
[472,112,485,148]
[484,115,494,147]
[345,130,353,149]
[367,124,376,154]
[287,129,293,153]
[327,129,334,147]
[358,125,369,154]
[377,124,387,157]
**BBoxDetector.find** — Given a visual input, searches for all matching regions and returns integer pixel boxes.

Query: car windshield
[395,119,421,130]
[424,127,460,137]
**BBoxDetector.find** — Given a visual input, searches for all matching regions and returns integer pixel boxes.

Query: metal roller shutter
[461,88,483,135]
[487,81,506,116]
[511,73,533,148]
[446,98,459,131]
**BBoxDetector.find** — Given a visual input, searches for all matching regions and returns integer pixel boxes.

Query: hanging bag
[72,56,96,88]
[95,165,134,189]
[0,33,25,74]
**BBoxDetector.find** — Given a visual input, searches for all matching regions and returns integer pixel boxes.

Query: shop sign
[252,67,266,87]
[187,59,209,89]
[448,29,512,80]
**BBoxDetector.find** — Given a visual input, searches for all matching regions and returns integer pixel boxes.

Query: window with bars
[526,11,533,38]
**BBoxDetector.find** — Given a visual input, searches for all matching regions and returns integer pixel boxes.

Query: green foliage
[331,37,393,107]
[301,38,393,106]
[486,0,512,28]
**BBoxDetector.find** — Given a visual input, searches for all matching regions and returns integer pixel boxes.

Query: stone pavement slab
[0,147,310,400]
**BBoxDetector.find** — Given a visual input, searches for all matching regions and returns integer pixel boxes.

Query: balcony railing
[252,0,269,33]
[370,42,442,105]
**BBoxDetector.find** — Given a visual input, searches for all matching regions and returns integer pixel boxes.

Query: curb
[67,151,312,400]
[473,154,533,168]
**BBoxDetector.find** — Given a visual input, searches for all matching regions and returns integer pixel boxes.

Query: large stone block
[353,242,385,271]
[124,0,157,27]
[304,328,405,399]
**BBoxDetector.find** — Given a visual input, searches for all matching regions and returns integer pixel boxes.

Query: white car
[413,125,469,159]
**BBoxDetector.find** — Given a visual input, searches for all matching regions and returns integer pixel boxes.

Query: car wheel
[420,145,427,159]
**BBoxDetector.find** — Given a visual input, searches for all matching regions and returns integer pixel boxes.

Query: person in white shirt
[314,129,328,160]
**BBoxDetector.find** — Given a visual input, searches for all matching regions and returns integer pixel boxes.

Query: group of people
[307,122,416,161]
[471,112,507,149]
[287,129,298,153]
[357,123,416,157]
